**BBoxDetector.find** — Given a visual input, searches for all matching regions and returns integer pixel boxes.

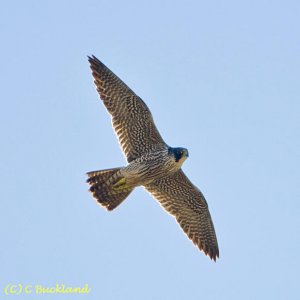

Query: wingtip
[209,249,219,262]
[211,253,218,262]
[202,245,219,262]
[87,55,106,71]
[87,54,100,62]
[87,54,96,64]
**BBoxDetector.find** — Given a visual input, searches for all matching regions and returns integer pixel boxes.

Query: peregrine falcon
[87,55,219,261]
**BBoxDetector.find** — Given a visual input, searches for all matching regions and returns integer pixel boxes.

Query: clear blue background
[1,1,299,299]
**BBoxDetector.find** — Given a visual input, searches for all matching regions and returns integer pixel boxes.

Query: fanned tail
[86,167,133,211]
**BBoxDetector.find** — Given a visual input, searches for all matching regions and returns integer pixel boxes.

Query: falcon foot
[112,177,128,191]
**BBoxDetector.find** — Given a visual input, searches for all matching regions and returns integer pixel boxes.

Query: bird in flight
[86,55,219,261]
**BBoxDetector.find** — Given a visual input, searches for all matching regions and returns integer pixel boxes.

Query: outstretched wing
[88,55,166,162]
[145,170,219,261]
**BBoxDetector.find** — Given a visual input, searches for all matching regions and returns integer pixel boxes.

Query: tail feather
[86,167,133,211]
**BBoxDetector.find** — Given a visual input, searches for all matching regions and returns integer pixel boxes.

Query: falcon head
[169,147,189,165]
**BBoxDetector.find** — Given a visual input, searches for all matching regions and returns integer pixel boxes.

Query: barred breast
[122,147,178,186]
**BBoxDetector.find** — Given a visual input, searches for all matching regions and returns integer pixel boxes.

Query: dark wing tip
[87,55,106,69]
[194,238,219,262]
[87,54,98,62]
[209,248,219,262]
[203,246,219,262]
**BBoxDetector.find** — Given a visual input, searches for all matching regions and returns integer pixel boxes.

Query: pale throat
[176,155,187,169]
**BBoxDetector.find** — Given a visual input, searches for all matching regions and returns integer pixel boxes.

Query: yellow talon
[112,178,127,191]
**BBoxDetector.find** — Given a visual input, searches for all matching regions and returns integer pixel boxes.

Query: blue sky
[1,0,299,299]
